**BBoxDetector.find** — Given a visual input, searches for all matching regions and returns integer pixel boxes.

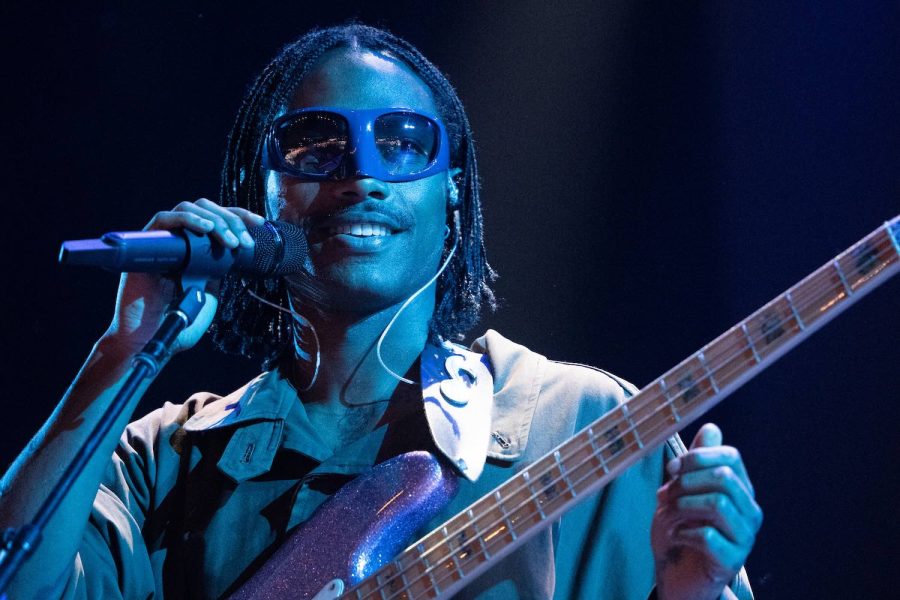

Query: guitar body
[229,451,459,600]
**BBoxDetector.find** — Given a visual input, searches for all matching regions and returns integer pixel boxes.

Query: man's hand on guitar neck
[651,423,762,600]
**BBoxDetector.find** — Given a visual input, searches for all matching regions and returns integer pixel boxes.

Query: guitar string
[388,232,899,597]
[354,235,899,600]
[362,360,745,600]
[370,224,896,579]
[348,232,898,599]
[352,236,898,600]
[354,243,898,600]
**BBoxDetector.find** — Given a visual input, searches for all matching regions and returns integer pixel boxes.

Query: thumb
[690,422,723,450]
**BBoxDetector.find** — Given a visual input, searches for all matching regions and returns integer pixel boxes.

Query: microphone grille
[249,221,309,276]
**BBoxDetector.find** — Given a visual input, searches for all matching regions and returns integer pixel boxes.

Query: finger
[195,198,255,248]
[665,423,721,475]
[665,466,763,528]
[226,206,267,227]
[145,210,215,235]
[691,423,722,449]
[171,201,240,248]
[667,446,753,495]
[674,525,747,575]
[668,492,757,546]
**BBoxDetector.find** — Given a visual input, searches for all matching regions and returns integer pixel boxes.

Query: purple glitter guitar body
[229,451,458,600]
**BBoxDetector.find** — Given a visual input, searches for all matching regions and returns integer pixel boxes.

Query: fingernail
[240,231,255,247]
[666,458,681,477]
[224,231,239,247]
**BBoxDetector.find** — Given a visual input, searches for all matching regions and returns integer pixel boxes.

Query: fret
[600,422,628,462]
[502,474,543,534]
[662,358,715,410]
[372,561,406,600]
[697,351,719,394]
[740,322,762,364]
[586,426,610,474]
[833,259,853,295]
[442,514,487,575]
[417,542,442,596]
[785,291,806,330]
[791,266,844,326]
[746,297,803,360]
[703,327,757,390]
[888,219,900,255]
[392,551,431,598]
[521,471,547,519]
[442,527,466,577]
[352,574,378,598]
[396,559,411,596]
[493,490,517,542]
[658,378,682,422]
[626,391,679,452]
[553,450,577,495]
[468,509,491,561]
[619,404,643,449]
[562,430,605,495]
[839,233,896,291]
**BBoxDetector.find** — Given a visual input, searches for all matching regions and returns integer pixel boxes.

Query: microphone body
[59,221,309,279]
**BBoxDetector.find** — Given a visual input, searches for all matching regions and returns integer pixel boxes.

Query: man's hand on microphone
[103,198,266,355]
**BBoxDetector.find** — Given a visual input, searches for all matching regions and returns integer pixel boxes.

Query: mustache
[301,200,415,233]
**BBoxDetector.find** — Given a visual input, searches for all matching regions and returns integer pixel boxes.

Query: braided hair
[211,23,496,367]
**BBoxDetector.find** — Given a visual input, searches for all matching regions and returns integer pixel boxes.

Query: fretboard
[343,217,900,600]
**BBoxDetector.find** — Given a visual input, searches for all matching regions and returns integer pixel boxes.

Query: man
[0,24,760,599]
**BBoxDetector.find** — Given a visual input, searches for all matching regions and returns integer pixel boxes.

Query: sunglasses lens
[273,112,348,176]
[375,113,440,176]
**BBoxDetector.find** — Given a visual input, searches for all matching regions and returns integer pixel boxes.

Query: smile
[327,223,393,237]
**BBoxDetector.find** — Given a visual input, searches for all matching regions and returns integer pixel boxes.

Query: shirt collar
[180,329,545,482]
[182,371,295,433]
[471,329,547,462]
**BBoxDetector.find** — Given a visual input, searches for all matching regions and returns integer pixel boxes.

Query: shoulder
[122,390,226,456]
[106,374,284,506]
[125,371,293,445]
[471,329,637,458]
[117,373,280,479]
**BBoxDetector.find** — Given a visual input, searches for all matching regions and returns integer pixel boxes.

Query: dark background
[3,1,898,597]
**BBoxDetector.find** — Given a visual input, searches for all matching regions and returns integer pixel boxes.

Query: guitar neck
[345,217,900,600]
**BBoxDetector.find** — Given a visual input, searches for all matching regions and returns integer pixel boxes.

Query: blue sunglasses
[261,106,450,183]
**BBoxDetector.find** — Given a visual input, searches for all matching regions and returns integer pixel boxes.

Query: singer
[0,24,760,600]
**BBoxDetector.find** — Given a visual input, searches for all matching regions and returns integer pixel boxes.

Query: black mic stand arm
[0,278,209,595]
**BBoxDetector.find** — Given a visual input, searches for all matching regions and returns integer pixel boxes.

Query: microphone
[59,221,309,279]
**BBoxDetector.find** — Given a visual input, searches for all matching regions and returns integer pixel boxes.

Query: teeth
[328,223,391,237]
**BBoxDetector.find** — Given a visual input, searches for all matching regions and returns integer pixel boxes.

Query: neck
[289,292,434,410]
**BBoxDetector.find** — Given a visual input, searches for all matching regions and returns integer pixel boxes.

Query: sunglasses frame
[261,106,451,183]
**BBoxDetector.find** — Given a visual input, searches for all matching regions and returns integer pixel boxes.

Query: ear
[447,167,463,209]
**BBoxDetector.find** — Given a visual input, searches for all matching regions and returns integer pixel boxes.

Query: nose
[329,176,390,202]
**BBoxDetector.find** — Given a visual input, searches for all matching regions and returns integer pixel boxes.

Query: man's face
[265,48,450,314]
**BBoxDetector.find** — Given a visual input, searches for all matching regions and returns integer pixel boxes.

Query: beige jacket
[60,330,751,599]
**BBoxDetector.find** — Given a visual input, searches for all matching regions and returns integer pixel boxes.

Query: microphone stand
[0,276,209,595]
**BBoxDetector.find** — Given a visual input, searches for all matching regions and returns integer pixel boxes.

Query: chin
[296,272,418,315]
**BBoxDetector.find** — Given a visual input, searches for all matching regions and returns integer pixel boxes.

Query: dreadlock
[211,23,496,367]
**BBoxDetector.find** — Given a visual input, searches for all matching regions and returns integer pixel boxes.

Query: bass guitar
[232,216,899,600]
